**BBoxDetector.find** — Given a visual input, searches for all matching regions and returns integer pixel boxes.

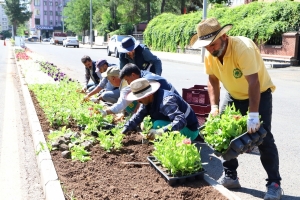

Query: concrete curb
[13,47,65,200]
[203,174,241,200]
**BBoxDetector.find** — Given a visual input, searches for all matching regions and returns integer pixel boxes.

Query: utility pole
[90,0,92,48]
[200,0,207,63]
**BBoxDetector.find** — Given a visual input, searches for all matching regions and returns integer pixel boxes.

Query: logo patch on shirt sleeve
[233,68,243,78]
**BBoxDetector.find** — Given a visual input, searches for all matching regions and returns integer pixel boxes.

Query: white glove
[247,112,260,133]
[99,109,107,117]
[210,105,219,116]
[147,129,164,140]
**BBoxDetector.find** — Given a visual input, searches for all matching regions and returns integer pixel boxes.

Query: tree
[0,30,12,39]
[16,23,28,36]
[3,0,32,38]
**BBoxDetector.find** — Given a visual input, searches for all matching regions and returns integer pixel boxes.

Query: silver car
[107,35,135,58]
[63,37,79,48]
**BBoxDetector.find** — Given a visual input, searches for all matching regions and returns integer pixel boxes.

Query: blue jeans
[220,89,281,185]
[87,83,97,92]
[100,88,120,104]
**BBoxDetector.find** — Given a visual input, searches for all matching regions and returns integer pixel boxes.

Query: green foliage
[71,145,91,162]
[0,30,12,39]
[202,105,247,153]
[28,78,111,128]
[16,24,27,36]
[144,1,300,52]
[64,0,96,35]
[144,12,201,52]
[97,127,125,152]
[208,1,300,44]
[3,0,32,37]
[152,132,202,176]
[141,115,153,136]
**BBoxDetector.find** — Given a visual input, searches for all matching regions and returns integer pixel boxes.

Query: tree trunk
[83,30,85,44]
[147,0,151,22]
[161,0,166,13]
[181,0,186,14]
[13,21,17,39]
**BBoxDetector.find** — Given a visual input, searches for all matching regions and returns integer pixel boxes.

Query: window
[50,20,53,25]
[44,19,47,25]
[35,9,40,15]
[49,2,53,6]
[34,0,40,6]
[2,22,7,25]
[55,2,58,6]
[55,20,58,25]
[266,35,282,45]
[3,26,7,30]
[44,1,47,5]
[44,11,47,15]
[55,11,58,16]
[2,18,6,21]
[60,11,62,16]
[50,11,53,15]
[35,18,40,25]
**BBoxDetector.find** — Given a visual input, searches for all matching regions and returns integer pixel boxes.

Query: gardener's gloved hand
[210,105,219,116]
[247,112,260,133]
[147,129,164,140]
[98,109,107,117]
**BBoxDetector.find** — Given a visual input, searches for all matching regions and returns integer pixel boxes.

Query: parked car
[62,37,79,48]
[42,38,51,42]
[27,36,39,42]
[50,38,55,45]
[107,35,135,58]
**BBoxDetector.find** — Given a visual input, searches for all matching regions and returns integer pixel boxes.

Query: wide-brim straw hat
[126,78,160,101]
[190,18,232,48]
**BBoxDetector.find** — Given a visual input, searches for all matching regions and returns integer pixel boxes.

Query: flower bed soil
[30,91,227,200]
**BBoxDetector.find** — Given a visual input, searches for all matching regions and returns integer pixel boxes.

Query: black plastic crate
[200,126,267,161]
[147,156,206,186]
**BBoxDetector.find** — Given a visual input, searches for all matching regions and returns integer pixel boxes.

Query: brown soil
[30,91,227,200]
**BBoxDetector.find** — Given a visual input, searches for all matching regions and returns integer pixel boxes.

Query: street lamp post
[200,0,208,63]
[60,2,64,33]
[90,0,92,48]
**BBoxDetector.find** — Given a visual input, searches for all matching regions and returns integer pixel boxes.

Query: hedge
[144,1,300,52]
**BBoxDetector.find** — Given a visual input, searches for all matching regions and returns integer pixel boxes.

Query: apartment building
[0,4,9,31]
[30,0,69,38]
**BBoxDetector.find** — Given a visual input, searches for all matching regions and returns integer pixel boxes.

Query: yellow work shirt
[204,36,275,100]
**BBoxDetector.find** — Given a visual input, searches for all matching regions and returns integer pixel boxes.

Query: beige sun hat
[190,18,232,48]
[101,66,120,77]
[125,78,160,101]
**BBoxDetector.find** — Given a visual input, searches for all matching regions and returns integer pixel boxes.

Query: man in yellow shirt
[191,18,282,200]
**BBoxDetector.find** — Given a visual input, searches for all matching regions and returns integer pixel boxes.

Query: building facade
[30,0,69,38]
[0,4,9,31]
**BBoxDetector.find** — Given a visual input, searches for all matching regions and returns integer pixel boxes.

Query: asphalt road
[0,43,44,199]
[25,42,300,200]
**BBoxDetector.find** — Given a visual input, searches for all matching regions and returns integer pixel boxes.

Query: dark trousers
[220,89,281,185]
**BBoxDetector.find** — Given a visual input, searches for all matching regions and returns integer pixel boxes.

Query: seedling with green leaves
[152,132,202,176]
[202,105,248,153]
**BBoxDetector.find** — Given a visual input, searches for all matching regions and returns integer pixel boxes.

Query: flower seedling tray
[147,156,206,186]
[201,126,267,161]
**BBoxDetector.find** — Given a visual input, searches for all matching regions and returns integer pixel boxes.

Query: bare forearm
[248,81,260,112]
[87,87,102,97]
[207,75,220,105]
